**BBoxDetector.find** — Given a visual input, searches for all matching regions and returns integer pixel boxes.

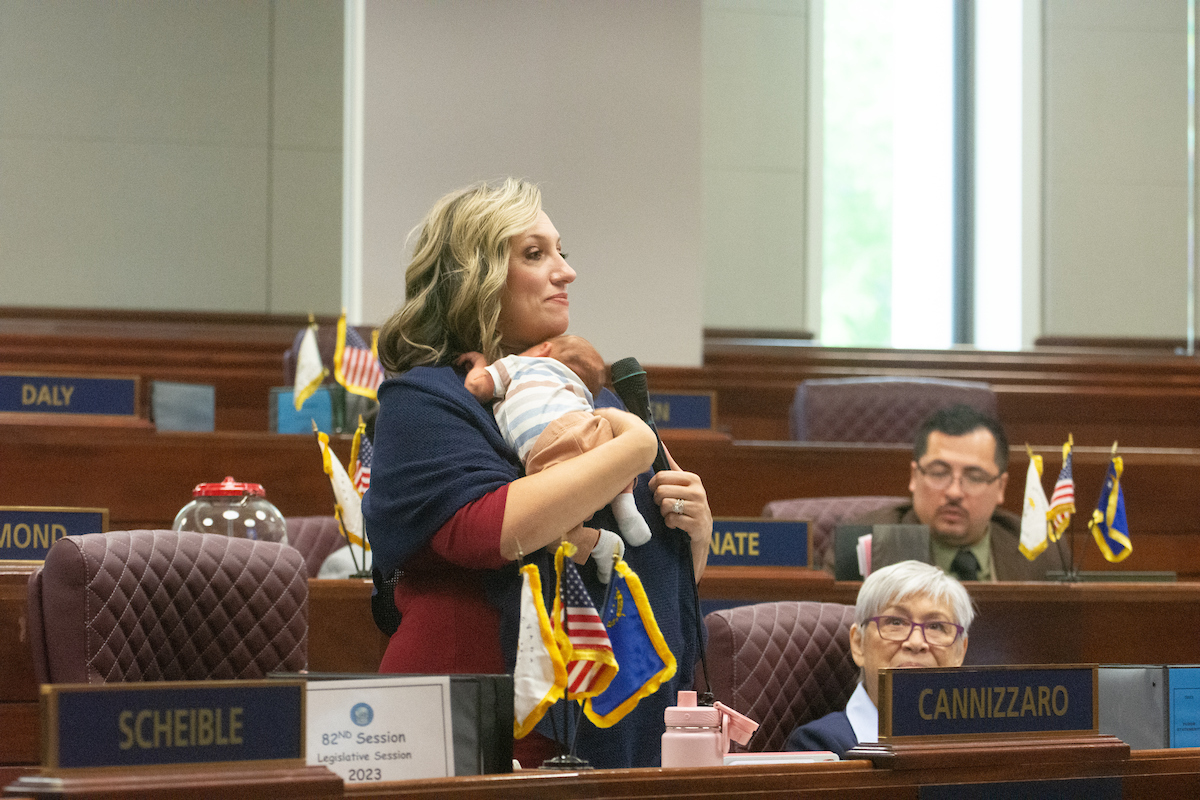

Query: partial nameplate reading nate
[708,518,811,567]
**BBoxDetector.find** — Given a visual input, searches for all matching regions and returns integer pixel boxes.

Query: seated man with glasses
[851,403,1065,581]
[784,560,972,757]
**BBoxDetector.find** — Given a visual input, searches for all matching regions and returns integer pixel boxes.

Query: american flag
[352,435,372,495]
[1048,442,1075,540]
[335,319,385,399]
[555,555,617,698]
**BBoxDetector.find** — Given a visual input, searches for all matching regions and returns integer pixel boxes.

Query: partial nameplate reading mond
[707,518,811,567]
[43,680,305,769]
[879,664,1097,740]
[0,506,107,562]
[0,373,137,417]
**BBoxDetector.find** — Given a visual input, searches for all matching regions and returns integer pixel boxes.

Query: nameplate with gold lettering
[648,392,714,430]
[707,518,811,567]
[0,373,137,417]
[42,680,305,769]
[0,506,107,562]
[879,665,1097,740]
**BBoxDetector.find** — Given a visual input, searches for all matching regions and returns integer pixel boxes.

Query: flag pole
[540,542,593,771]
[565,550,622,759]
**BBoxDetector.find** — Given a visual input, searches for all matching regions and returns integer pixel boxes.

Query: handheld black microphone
[610,356,669,472]
[611,355,715,706]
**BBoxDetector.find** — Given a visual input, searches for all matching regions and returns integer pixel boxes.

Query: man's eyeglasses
[915,461,1001,495]
[869,615,964,647]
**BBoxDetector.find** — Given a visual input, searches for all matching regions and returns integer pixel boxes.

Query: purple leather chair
[26,529,308,684]
[285,516,349,578]
[790,376,998,443]
[762,496,907,572]
[700,601,860,752]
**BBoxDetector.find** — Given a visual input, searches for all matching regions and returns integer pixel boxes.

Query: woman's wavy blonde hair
[377,178,542,374]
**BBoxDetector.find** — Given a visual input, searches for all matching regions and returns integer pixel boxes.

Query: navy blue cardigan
[363,364,700,768]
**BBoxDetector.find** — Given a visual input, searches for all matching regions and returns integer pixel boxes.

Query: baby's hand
[457,352,494,402]
[457,351,488,371]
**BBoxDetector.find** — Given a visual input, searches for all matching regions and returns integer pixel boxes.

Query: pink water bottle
[661,691,759,768]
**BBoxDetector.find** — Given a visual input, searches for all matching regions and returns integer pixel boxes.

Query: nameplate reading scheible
[879,665,1098,740]
[306,676,455,784]
[0,373,138,417]
[0,506,107,563]
[707,518,811,568]
[42,680,304,769]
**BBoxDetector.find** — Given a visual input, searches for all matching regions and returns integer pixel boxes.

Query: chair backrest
[700,601,859,752]
[762,496,907,571]
[285,516,349,578]
[27,529,308,685]
[789,376,998,443]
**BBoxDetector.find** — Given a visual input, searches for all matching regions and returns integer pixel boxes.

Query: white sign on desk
[306,676,455,783]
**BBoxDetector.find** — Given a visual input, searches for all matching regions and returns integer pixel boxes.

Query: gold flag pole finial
[1111,440,1119,457]
[1025,443,1036,460]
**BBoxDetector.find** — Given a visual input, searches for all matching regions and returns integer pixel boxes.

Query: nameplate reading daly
[879,665,1097,739]
[43,680,304,768]
[0,373,137,417]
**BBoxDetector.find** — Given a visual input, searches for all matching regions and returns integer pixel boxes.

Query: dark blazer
[852,502,1066,581]
[783,711,857,759]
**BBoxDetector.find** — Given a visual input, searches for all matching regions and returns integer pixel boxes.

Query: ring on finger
[672,498,685,516]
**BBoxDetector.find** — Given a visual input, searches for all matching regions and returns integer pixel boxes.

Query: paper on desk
[723,751,839,765]
[857,534,872,578]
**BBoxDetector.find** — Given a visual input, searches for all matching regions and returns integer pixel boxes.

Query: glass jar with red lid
[172,476,288,544]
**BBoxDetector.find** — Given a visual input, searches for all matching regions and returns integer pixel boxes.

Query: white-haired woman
[785,560,973,757]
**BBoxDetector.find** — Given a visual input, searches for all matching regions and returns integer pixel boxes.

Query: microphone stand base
[538,754,593,771]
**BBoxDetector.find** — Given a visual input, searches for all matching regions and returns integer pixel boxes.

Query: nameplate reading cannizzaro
[43,680,305,769]
[707,518,810,567]
[879,665,1097,740]
[0,507,107,562]
[0,374,137,417]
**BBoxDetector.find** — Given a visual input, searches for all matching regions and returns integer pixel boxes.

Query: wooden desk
[338,748,1199,799]
[0,570,387,769]
[5,746,1200,799]
[4,571,1198,765]
[662,433,1200,577]
[0,425,352,530]
[699,570,1199,666]
[9,422,1189,578]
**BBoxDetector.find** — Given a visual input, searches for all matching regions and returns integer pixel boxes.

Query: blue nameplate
[1169,667,1200,747]
[270,386,334,435]
[880,665,1097,739]
[649,392,714,430]
[43,680,305,769]
[0,374,137,417]
[707,518,810,567]
[0,507,107,562]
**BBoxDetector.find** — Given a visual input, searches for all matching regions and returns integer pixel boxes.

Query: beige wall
[0,0,1193,348]
[702,0,811,334]
[359,0,704,366]
[0,0,342,315]
[1042,0,1188,339]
